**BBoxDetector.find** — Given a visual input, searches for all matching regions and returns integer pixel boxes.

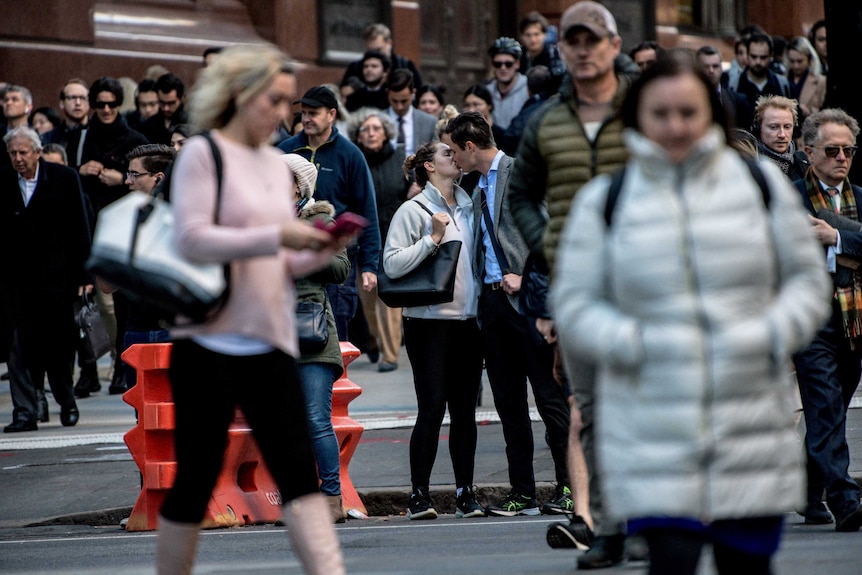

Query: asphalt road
[1,514,860,575]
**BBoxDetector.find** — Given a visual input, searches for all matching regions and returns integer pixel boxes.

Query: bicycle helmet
[488,37,523,60]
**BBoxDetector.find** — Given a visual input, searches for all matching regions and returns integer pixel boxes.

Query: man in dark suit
[1,127,91,432]
[442,112,571,519]
[385,69,437,158]
[793,108,862,531]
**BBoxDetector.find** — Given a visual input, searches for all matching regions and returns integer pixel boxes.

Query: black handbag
[85,131,229,324]
[296,300,329,354]
[377,200,462,308]
[74,293,112,360]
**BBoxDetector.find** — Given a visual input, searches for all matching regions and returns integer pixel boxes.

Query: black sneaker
[576,534,625,570]
[547,514,593,550]
[798,501,833,525]
[455,486,484,518]
[542,484,574,515]
[407,487,437,520]
[485,491,540,517]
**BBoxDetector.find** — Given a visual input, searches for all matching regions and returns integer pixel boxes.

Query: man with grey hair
[793,108,862,532]
[1,127,91,432]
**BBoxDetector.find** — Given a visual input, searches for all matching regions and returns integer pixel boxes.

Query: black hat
[294,86,338,110]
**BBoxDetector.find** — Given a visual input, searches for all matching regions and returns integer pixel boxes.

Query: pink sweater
[171,131,334,356]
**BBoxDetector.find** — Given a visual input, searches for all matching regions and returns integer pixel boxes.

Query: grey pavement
[0,349,860,531]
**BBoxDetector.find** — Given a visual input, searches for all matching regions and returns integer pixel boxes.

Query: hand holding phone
[315,212,369,239]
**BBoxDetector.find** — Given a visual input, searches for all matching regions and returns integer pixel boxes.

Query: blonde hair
[188,44,296,131]
[754,95,798,128]
[435,104,460,139]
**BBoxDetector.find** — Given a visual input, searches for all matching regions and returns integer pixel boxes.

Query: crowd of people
[2,2,861,574]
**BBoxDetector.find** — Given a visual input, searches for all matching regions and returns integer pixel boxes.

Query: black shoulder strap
[742,156,771,210]
[411,198,435,218]
[603,158,771,229]
[199,131,225,222]
[603,167,627,227]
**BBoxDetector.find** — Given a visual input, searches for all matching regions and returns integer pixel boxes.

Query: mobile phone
[315,212,369,238]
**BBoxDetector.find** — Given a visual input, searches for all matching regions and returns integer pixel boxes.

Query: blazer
[0,159,91,306]
[794,178,862,289]
[388,107,438,155]
[469,153,530,313]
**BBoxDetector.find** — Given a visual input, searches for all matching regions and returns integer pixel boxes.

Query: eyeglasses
[63,95,87,102]
[94,101,120,109]
[126,170,154,180]
[492,60,515,69]
[814,145,858,158]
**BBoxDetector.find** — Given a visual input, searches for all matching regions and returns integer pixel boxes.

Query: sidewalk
[0,351,860,529]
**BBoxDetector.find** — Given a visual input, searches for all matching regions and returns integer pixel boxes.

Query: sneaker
[542,484,574,515]
[576,534,625,570]
[407,487,437,520]
[484,491,540,517]
[798,501,833,525]
[455,486,484,518]
[546,514,593,550]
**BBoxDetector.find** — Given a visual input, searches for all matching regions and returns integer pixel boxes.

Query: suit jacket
[0,159,91,310]
[794,178,862,289]
[469,153,530,313]
[388,107,438,155]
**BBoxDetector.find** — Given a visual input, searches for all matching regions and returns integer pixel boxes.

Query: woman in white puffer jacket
[551,57,831,575]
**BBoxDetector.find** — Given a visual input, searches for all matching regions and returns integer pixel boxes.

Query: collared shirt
[18,164,39,206]
[479,149,506,284]
[820,178,845,271]
[388,107,415,156]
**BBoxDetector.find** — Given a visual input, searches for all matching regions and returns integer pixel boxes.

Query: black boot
[35,389,49,423]
[74,363,101,398]
[576,534,625,570]
[108,362,128,395]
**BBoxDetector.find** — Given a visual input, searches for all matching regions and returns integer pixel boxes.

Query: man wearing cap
[277,86,380,341]
[508,1,634,569]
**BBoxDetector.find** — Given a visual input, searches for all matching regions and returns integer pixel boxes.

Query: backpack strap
[603,167,628,227]
[741,156,771,210]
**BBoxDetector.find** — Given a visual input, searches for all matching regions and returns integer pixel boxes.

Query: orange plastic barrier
[122,341,366,531]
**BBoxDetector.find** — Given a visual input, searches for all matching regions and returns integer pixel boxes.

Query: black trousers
[479,287,570,495]
[643,527,773,575]
[404,317,483,490]
[793,303,862,519]
[160,340,319,523]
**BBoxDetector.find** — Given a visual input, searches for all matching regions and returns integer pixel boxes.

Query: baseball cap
[294,86,338,110]
[560,1,618,39]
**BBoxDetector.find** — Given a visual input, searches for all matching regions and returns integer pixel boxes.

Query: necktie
[826,187,840,214]
[397,115,405,150]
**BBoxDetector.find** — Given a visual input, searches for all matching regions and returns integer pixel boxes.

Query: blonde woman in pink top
[156,45,355,575]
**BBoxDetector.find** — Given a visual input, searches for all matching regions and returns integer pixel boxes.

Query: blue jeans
[122,329,170,389]
[297,362,342,496]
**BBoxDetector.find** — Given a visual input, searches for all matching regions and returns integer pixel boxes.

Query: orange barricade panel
[122,341,367,530]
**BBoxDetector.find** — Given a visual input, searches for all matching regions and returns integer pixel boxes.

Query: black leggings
[160,340,319,523]
[404,317,483,490]
[643,528,773,575]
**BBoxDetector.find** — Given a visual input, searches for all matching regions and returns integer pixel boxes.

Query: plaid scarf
[805,168,862,346]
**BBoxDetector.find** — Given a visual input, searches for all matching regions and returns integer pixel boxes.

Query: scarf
[805,168,862,345]
[757,140,796,175]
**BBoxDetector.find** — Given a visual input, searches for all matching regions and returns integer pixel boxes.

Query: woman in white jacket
[383,141,484,520]
[551,57,831,575]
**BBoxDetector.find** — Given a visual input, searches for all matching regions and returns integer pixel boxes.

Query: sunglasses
[492,60,515,69]
[814,145,857,158]
[94,100,120,109]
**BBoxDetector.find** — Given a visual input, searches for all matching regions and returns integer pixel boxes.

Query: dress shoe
[801,501,833,525]
[0,371,9,381]
[835,504,862,532]
[4,419,37,433]
[378,361,398,373]
[60,406,79,427]
[108,369,129,395]
[74,366,101,398]
[367,346,380,364]
[35,389,50,423]
[576,534,625,570]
